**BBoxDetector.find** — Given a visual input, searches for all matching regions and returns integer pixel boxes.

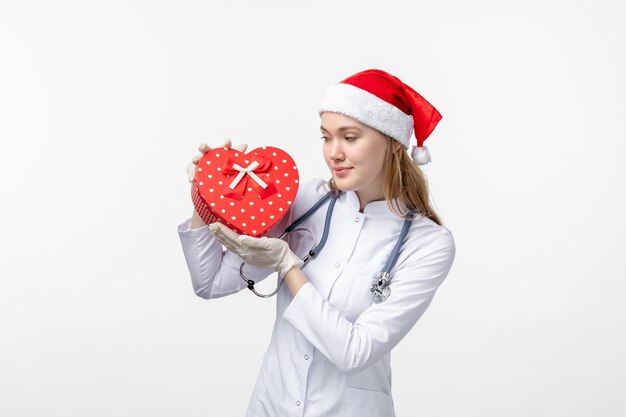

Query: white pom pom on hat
[318,69,442,165]
[411,145,431,165]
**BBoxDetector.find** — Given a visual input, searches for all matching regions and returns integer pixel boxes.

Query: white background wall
[1,1,624,416]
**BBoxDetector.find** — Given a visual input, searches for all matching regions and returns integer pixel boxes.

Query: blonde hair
[328,136,443,225]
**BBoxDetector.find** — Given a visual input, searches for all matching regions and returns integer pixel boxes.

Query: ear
[393,141,402,152]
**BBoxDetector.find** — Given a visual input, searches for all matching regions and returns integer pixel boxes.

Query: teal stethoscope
[239,191,415,303]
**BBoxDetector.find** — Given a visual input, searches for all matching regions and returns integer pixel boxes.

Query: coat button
[355,217,360,222]
[296,400,301,406]
[304,354,309,360]
[334,263,340,268]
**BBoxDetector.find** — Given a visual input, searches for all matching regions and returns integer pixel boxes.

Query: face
[320,112,390,205]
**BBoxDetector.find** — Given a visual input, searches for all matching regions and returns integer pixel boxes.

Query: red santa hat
[318,69,442,165]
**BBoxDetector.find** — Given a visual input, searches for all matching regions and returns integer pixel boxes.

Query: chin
[332,177,357,192]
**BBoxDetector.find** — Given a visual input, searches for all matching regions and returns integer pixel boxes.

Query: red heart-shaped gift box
[192,146,300,237]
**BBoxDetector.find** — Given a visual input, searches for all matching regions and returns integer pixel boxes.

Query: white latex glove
[208,222,303,276]
[186,139,248,182]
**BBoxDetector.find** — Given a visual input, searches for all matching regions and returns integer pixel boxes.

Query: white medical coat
[177,178,456,417]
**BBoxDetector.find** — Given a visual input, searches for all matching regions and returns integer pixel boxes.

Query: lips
[332,166,352,177]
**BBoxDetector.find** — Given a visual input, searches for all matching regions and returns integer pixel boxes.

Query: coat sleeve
[177,217,287,299]
[281,229,456,375]
[177,178,324,299]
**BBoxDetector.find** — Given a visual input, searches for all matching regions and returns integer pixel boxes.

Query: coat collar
[341,189,409,218]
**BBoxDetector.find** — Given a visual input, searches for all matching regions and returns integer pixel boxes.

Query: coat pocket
[343,270,382,321]
[345,386,393,417]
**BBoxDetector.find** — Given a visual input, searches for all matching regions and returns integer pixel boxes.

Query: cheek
[354,143,384,168]
[362,144,387,177]
[322,143,331,163]
[349,145,368,163]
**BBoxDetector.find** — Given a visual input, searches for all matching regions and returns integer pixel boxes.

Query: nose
[326,138,345,162]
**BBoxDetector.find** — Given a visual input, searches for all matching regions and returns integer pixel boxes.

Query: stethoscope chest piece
[370,273,391,304]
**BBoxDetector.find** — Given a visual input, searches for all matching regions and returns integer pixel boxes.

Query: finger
[240,235,272,251]
[234,143,248,153]
[186,161,196,182]
[240,235,263,247]
[210,229,241,254]
[192,154,201,164]
[238,235,256,248]
[219,237,241,254]
[220,138,232,148]
[209,223,242,248]
[198,143,211,154]
[209,222,228,240]
[211,222,241,241]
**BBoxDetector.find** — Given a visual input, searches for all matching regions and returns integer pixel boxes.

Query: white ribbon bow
[228,161,269,190]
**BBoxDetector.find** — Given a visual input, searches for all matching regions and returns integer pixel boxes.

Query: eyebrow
[320,125,363,132]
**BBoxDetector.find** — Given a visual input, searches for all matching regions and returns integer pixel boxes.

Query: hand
[208,222,303,276]
[186,138,248,183]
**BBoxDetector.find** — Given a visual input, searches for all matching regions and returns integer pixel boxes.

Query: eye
[345,136,357,141]
[320,135,330,142]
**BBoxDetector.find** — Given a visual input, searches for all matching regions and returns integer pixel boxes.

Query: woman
[178,69,456,417]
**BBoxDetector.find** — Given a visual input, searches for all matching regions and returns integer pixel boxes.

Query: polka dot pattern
[191,146,300,237]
